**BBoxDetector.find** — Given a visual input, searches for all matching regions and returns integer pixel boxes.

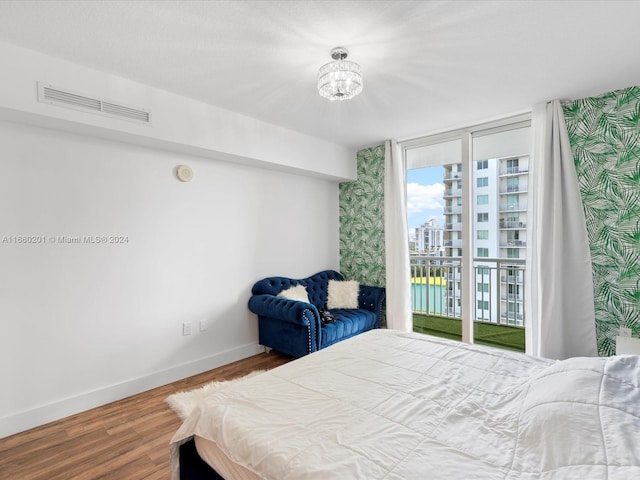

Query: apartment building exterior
[442,155,528,326]
[414,218,444,254]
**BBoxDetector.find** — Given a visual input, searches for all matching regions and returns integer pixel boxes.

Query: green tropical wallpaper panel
[563,86,640,356]
[339,144,386,288]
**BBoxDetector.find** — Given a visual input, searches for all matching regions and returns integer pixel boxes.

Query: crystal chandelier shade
[317,47,363,101]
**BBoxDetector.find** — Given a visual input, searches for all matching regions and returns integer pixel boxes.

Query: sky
[406,166,445,230]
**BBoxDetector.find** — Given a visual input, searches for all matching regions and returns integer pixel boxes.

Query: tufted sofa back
[251,270,344,309]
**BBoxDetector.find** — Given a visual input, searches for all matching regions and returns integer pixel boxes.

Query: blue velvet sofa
[248,270,386,357]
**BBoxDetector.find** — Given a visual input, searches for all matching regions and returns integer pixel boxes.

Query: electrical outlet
[620,327,632,337]
[183,322,192,336]
[200,319,208,332]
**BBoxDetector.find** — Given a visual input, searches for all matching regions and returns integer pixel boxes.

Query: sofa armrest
[358,285,386,326]
[248,294,320,327]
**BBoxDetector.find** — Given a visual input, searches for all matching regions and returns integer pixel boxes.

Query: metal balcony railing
[443,189,462,198]
[499,221,526,229]
[410,255,525,328]
[501,293,525,302]
[500,240,527,247]
[500,185,526,194]
[444,206,462,214]
[501,313,524,325]
[501,275,524,284]
[443,172,462,181]
[499,203,528,212]
[500,166,529,176]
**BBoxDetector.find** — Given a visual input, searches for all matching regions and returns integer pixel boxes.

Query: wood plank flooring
[0,351,292,480]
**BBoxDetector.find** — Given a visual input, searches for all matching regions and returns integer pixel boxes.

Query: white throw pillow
[327,280,360,309]
[277,284,310,303]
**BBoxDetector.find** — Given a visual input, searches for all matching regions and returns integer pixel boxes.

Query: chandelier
[317,47,363,101]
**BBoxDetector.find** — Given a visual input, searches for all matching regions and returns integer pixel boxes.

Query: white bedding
[170,329,640,479]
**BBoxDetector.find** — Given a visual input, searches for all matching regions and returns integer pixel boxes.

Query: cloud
[406,182,444,216]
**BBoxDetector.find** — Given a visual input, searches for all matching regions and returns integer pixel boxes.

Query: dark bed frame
[179,438,225,480]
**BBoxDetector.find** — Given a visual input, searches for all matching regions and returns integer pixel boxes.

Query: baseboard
[0,342,264,439]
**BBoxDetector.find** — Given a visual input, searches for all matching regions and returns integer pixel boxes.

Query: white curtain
[384,139,412,331]
[525,100,597,359]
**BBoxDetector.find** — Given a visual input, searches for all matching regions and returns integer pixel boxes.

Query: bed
[170,329,640,479]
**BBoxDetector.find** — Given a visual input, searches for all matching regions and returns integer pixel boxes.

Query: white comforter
[170,329,640,479]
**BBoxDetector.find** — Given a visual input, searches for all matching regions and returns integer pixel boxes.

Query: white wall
[0,41,356,182]
[0,120,340,437]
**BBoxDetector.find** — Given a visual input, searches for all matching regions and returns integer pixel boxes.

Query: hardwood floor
[0,351,293,480]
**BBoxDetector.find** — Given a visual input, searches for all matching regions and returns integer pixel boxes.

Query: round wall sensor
[176,165,193,182]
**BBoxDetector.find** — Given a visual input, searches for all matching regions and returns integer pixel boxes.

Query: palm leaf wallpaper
[339,145,386,288]
[563,86,640,356]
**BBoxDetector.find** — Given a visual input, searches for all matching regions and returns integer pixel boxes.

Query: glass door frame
[401,113,530,345]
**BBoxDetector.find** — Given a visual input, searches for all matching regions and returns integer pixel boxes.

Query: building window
[477,247,489,257]
[477,177,488,187]
[477,213,489,222]
[477,283,489,293]
[507,194,519,209]
[507,158,519,169]
[507,248,519,258]
[477,300,489,310]
[477,230,489,240]
[477,194,489,205]
[477,159,488,170]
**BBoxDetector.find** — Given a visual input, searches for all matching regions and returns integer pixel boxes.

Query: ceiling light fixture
[317,47,363,101]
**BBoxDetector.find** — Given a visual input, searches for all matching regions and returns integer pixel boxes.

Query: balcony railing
[410,254,525,327]
[444,206,462,214]
[501,293,524,302]
[443,188,462,198]
[501,313,524,322]
[499,185,527,194]
[500,240,527,247]
[501,275,524,284]
[500,166,529,176]
[443,172,462,181]
[499,221,526,229]
[499,203,528,212]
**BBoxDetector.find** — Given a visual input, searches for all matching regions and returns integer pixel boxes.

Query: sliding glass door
[404,116,530,351]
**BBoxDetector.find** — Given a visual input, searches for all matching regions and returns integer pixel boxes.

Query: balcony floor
[412,313,525,352]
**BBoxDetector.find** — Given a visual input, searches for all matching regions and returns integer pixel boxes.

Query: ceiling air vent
[37,82,151,125]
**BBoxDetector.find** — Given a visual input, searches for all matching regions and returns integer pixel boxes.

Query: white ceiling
[0,0,639,149]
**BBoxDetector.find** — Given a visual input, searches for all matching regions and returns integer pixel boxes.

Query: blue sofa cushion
[321,309,378,349]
